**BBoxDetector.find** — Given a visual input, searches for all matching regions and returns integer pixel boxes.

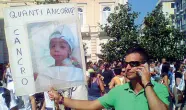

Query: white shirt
[159,64,163,75]
[18,95,33,110]
[0,88,17,110]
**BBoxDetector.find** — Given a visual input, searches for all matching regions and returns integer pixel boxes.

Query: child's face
[50,38,71,62]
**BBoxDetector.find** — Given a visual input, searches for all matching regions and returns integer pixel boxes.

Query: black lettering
[60,8,64,14]
[47,9,51,15]
[64,8,68,14]
[35,9,39,15]
[52,8,59,14]
[16,48,22,56]
[14,38,21,44]
[9,11,16,18]
[56,9,60,14]
[22,10,28,16]
[20,67,25,74]
[29,10,34,16]
[40,9,43,15]
[22,78,28,85]
[18,11,22,17]
[14,29,19,35]
[17,58,22,65]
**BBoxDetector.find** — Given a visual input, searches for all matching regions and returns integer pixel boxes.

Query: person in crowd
[87,62,94,74]
[109,67,126,89]
[0,87,17,110]
[183,56,186,65]
[97,62,105,75]
[149,60,158,81]
[17,94,36,110]
[4,63,15,94]
[161,62,170,86]
[101,63,114,93]
[48,46,169,110]
[121,68,130,83]
[88,72,105,100]
[154,61,161,74]
[172,62,185,109]
[160,58,167,75]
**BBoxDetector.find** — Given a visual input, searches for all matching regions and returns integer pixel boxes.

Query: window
[78,8,83,26]
[171,3,175,8]
[102,6,111,24]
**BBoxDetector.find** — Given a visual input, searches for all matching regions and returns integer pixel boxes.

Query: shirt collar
[123,81,155,95]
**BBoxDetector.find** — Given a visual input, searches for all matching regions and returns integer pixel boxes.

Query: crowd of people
[84,53,186,110]
[0,46,186,110]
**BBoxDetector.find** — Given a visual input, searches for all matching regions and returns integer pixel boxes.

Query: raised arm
[109,78,115,89]
[98,78,105,93]
[137,65,169,110]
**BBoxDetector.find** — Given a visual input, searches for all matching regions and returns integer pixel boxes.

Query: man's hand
[136,63,151,87]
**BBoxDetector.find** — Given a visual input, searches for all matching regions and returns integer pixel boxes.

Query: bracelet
[144,82,154,89]
[58,95,64,105]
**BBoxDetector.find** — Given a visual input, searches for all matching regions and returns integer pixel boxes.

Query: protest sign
[4,3,86,96]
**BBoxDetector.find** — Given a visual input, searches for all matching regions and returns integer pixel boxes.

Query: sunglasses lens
[130,62,141,67]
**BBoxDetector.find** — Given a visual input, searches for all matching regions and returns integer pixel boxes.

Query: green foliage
[100,4,139,62]
[101,4,185,62]
[140,4,186,61]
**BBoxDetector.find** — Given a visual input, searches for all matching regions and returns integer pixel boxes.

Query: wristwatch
[144,82,154,89]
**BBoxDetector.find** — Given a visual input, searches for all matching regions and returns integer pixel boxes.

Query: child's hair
[114,67,122,75]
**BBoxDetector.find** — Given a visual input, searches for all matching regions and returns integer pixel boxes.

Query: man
[160,58,167,75]
[48,47,169,110]
[101,63,114,93]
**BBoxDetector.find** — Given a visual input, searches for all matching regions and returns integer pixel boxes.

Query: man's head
[124,47,148,80]
[99,62,105,70]
[161,58,166,64]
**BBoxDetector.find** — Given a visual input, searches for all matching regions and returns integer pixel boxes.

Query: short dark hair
[125,46,148,61]
[114,68,122,75]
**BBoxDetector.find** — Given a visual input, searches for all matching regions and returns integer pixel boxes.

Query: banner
[3,3,86,96]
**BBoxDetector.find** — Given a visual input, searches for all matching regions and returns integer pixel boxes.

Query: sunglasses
[123,61,145,68]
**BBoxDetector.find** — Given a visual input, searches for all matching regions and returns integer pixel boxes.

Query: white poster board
[3,3,86,96]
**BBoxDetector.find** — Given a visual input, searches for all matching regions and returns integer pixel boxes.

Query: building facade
[175,0,186,33]
[157,0,175,25]
[70,0,127,62]
[0,0,127,63]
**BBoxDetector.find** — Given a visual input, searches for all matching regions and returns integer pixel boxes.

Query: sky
[129,0,159,25]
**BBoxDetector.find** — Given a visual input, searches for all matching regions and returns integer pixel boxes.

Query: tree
[140,4,186,61]
[100,4,139,62]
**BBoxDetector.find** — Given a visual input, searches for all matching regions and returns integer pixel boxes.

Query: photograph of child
[27,21,85,92]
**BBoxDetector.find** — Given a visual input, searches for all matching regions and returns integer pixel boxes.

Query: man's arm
[63,98,103,110]
[137,65,169,110]
[48,89,104,110]
[145,86,168,110]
